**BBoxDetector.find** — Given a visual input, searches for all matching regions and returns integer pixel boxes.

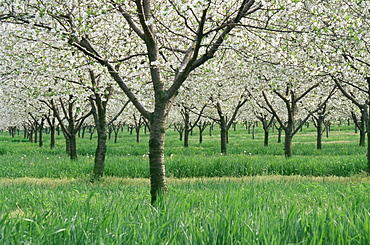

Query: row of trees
[1,0,370,203]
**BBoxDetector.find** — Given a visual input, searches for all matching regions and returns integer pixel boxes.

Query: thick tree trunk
[149,113,168,204]
[284,127,293,158]
[93,114,107,180]
[50,125,56,149]
[359,130,366,147]
[220,117,228,155]
[284,134,293,158]
[69,133,78,160]
[64,132,70,155]
[264,130,269,147]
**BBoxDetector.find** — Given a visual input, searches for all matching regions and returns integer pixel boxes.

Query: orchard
[0,1,370,243]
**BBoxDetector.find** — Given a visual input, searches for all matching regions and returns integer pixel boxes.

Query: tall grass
[0,125,369,244]
[0,178,369,244]
[0,124,367,178]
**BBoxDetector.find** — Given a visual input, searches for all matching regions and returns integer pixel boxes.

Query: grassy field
[0,124,370,244]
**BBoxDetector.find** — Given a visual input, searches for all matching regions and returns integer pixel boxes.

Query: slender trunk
[251,122,255,140]
[198,125,203,144]
[316,116,323,150]
[114,131,118,143]
[81,126,86,138]
[107,127,112,140]
[34,126,38,143]
[136,126,141,143]
[184,130,189,147]
[38,119,44,147]
[209,124,213,136]
[277,127,282,143]
[184,112,190,148]
[179,130,183,141]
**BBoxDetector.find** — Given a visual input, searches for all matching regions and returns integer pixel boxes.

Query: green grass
[0,125,369,244]
[0,124,367,179]
[0,177,369,244]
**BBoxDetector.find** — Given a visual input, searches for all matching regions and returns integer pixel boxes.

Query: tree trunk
[136,126,141,143]
[284,133,293,157]
[50,125,56,149]
[38,119,44,147]
[114,131,119,143]
[184,129,189,147]
[220,117,228,155]
[264,130,269,147]
[149,112,168,204]
[93,113,107,180]
[277,127,282,143]
[315,115,324,150]
[69,133,78,160]
[197,123,207,144]
[367,77,370,174]
[199,126,203,144]
[34,126,38,143]
[251,122,255,140]
[64,132,70,155]
[360,130,366,147]
[184,112,190,148]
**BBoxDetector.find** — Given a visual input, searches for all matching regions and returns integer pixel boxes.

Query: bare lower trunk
[38,120,44,147]
[220,120,227,155]
[264,130,269,147]
[184,129,189,147]
[93,119,107,180]
[69,133,78,160]
[184,112,190,147]
[284,128,293,158]
[136,127,141,143]
[50,125,56,149]
[360,130,366,147]
[65,133,70,155]
[149,114,168,204]
[316,117,323,150]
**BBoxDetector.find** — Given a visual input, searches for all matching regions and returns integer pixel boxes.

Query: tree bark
[284,127,293,158]
[219,115,228,155]
[184,111,190,148]
[264,130,269,147]
[93,112,107,179]
[149,110,168,204]
[366,77,370,174]
[316,115,324,150]
[38,118,44,147]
